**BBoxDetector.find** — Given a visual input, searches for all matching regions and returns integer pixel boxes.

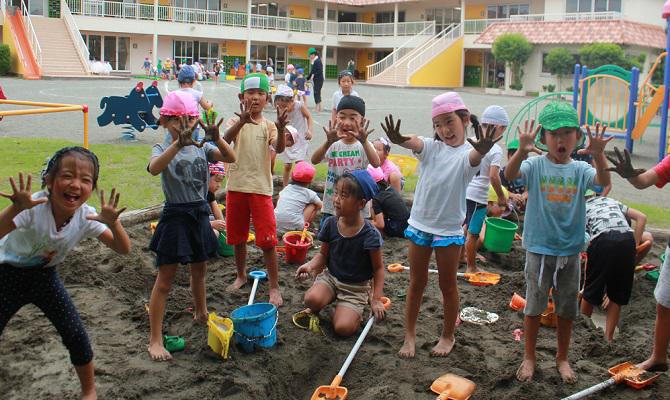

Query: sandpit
[1,218,668,399]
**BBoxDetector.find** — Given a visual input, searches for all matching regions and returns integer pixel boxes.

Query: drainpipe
[245,0,251,63]
[393,3,398,51]
[460,0,465,87]
[152,0,158,67]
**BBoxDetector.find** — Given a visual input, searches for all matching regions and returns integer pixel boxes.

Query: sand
[1,219,668,399]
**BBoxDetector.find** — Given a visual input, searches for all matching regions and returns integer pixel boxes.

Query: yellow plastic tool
[207,312,234,359]
[150,221,158,234]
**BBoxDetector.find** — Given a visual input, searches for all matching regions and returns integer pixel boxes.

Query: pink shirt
[654,154,670,188]
[381,158,402,182]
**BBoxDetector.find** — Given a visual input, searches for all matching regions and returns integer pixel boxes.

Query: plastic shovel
[562,361,660,400]
[386,264,501,286]
[300,222,310,245]
[247,270,268,306]
[430,373,477,400]
[311,297,392,400]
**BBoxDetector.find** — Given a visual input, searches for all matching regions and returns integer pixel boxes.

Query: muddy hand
[234,99,258,125]
[322,120,340,145]
[578,123,612,156]
[606,146,646,178]
[0,173,47,211]
[176,116,202,148]
[87,188,126,225]
[352,118,374,143]
[381,114,410,145]
[198,112,224,143]
[516,119,542,154]
[295,264,313,281]
[370,298,386,321]
[275,106,289,133]
[468,123,502,155]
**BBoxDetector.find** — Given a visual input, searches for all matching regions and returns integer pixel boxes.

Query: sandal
[163,335,185,353]
[292,311,323,334]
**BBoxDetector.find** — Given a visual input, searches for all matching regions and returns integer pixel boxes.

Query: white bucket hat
[481,105,510,126]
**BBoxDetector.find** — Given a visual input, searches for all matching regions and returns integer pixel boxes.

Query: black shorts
[584,231,636,306]
[464,199,486,226]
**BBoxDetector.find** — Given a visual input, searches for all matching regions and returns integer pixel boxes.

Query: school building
[0,0,667,92]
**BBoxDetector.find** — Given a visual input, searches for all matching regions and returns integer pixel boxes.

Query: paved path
[1,77,669,209]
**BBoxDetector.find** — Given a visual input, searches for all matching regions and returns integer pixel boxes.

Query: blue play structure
[97,81,163,138]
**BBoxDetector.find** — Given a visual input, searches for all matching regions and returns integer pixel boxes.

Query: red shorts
[225,191,277,248]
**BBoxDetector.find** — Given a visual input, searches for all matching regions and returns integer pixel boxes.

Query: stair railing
[61,0,91,74]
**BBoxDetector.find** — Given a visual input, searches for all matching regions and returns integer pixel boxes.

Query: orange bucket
[509,292,527,311]
[282,231,313,264]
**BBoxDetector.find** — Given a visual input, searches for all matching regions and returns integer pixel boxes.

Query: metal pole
[625,67,639,153]
[83,105,89,149]
[579,66,589,126]
[659,15,670,161]
[572,64,580,109]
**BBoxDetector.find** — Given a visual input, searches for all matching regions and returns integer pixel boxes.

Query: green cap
[308,47,317,56]
[538,101,580,131]
[507,138,519,150]
[585,189,596,197]
[240,73,270,93]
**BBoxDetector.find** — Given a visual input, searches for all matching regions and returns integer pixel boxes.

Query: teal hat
[308,47,317,56]
[507,138,519,151]
[240,73,270,93]
[538,101,580,131]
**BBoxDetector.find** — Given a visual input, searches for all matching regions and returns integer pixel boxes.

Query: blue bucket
[231,302,278,353]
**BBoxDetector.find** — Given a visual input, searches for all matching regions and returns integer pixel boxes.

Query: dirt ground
[0,217,668,399]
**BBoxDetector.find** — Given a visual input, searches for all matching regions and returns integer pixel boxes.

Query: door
[28,0,45,16]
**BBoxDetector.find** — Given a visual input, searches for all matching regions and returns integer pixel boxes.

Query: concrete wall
[622,0,665,27]
[409,37,463,87]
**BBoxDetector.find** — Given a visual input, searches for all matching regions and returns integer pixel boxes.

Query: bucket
[282,231,313,264]
[231,302,278,353]
[218,231,234,257]
[509,292,527,311]
[483,217,518,253]
[207,312,234,359]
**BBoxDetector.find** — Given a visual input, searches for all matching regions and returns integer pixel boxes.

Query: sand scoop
[562,361,660,400]
[387,264,500,286]
[430,373,476,400]
[311,297,391,400]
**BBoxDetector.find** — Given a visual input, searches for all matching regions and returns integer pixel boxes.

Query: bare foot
[430,335,455,357]
[475,253,487,263]
[465,266,483,274]
[637,358,669,372]
[398,336,416,358]
[226,276,246,292]
[269,287,283,307]
[193,312,208,325]
[516,359,535,382]
[148,342,172,361]
[82,391,97,400]
[557,359,577,383]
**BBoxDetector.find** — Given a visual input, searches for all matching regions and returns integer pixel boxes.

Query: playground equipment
[98,81,163,135]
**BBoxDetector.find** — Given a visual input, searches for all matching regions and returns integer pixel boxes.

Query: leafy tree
[579,43,625,68]
[0,45,10,76]
[492,33,532,90]
[545,47,574,91]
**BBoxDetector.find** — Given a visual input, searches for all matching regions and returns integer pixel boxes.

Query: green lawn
[624,201,670,230]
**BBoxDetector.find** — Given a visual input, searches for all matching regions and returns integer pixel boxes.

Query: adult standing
[347,58,355,74]
[307,47,324,113]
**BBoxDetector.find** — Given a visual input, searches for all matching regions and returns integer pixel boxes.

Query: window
[486,4,529,19]
[595,0,621,12]
[173,0,219,10]
[83,35,130,70]
[425,7,460,31]
[375,11,405,23]
[251,2,278,16]
[566,0,595,13]
[316,8,336,21]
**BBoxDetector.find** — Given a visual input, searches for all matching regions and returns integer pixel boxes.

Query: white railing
[61,0,90,74]
[158,5,246,26]
[464,11,623,34]
[20,0,42,66]
[395,21,435,36]
[250,14,322,33]
[366,21,435,80]
[67,0,154,19]
[406,23,462,83]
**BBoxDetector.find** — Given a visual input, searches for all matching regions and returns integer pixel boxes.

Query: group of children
[4,69,670,399]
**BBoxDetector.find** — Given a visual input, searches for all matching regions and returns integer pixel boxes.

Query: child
[581,190,647,342]
[607,147,670,372]
[381,92,499,358]
[499,139,530,212]
[143,57,152,77]
[178,65,213,112]
[295,170,385,336]
[266,66,275,87]
[0,147,131,399]
[294,68,307,103]
[464,105,509,274]
[373,137,404,192]
[147,91,237,361]
[274,84,314,187]
[207,161,226,234]
[368,165,409,238]
[311,95,380,220]
[275,161,322,234]
[223,73,287,306]
[163,58,173,81]
[285,63,295,85]
[504,103,611,383]
[330,70,359,125]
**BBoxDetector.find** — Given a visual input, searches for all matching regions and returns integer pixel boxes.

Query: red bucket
[282,231,313,264]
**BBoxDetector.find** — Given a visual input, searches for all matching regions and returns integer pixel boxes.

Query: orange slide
[6,11,41,79]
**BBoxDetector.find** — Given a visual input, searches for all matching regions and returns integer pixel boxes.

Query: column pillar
[245,0,252,63]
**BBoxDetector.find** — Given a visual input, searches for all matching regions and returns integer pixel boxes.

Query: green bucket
[218,231,234,257]
[483,217,518,253]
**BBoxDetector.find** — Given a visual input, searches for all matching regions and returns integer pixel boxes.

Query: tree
[492,33,532,90]
[579,43,626,68]
[0,45,10,76]
[545,47,574,91]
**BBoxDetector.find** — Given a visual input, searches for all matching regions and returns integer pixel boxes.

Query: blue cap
[178,65,196,83]
[347,170,379,202]
[297,68,304,74]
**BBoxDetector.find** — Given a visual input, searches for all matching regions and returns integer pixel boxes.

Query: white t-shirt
[466,143,503,204]
[322,139,370,216]
[0,192,107,268]
[408,138,479,236]
[275,184,322,233]
[332,89,360,111]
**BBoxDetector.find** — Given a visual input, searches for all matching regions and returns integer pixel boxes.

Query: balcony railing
[463,11,623,34]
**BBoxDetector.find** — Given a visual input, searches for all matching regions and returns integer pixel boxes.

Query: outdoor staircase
[30,17,88,77]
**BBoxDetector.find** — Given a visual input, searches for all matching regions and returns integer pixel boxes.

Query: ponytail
[469,113,482,140]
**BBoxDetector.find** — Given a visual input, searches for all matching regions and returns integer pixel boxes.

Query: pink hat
[291,161,316,183]
[285,125,299,145]
[208,161,225,176]
[431,92,468,119]
[366,165,384,183]
[160,90,200,117]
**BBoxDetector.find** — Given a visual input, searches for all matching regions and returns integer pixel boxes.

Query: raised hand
[198,112,224,143]
[467,123,503,155]
[606,146,646,178]
[86,188,126,226]
[322,120,340,145]
[381,114,410,145]
[176,116,202,148]
[577,123,612,156]
[351,118,374,143]
[0,173,47,211]
[275,106,289,133]
[516,119,542,154]
[234,99,258,126]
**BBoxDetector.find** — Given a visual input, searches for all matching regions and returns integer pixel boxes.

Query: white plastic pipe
[561,378,616,400]
[248,278,260,306]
